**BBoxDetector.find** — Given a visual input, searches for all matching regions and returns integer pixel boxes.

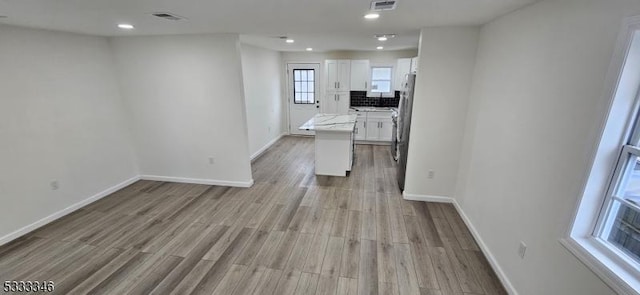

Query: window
[598,128,640,264]
[563,17,640,295]
[293,69,315,104]
[370,66,393,94]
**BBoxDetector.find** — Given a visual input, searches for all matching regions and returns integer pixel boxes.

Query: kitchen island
[299,114,357,176]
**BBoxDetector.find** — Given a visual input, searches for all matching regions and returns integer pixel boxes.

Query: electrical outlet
[50,180,59,190]
[208,157,215,165]
[428,170,435,179]
[518,241,527,259]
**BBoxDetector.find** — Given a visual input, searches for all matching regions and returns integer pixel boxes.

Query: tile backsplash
[350,91,400,107]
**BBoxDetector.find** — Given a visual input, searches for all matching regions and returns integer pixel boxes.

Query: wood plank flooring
[0,136,507,295]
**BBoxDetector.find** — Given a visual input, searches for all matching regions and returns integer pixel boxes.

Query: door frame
[284,61,323,135]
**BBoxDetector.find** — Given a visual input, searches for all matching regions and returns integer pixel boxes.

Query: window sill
[561,236,640,294]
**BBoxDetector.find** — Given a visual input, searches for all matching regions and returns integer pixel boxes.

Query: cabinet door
[336,92,350,114]
[395,58,411,91]
[350,60,370,91]
[379,118,393,141]
[410,57,419,73]
[337,60,351,91]
[354,119,366,140]
[324,93,338,113]
[365,118,381,141]
[326,60,338,91]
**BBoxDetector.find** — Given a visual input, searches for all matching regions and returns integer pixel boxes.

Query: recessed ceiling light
[377,46,384,50]
[375,34,396,40]
[117,23,135,30]
[364,13,380,19]
[286,39,295,43]
[306,48,313,51]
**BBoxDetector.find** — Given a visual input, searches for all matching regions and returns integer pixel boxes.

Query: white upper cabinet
[350,60,370,91]
[395,58,411,91]
[410,56,419,73]
[326,60,351,92]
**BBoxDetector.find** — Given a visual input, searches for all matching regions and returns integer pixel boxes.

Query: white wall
[110,34,253,186]
[455,0,640,294]
[0,25,138,241]
[404,27,480,198]
[240,44,285,159]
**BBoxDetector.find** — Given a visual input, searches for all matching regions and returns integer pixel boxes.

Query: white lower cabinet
[365,118,382,141]
[349,110,393,142]
[325,92,350,114]
[379,119,393,141]
[354,119,366,140]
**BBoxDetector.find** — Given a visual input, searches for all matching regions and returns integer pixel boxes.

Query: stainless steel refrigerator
[396,73,416,191]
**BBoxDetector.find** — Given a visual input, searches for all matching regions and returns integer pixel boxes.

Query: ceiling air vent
[370,0,397,11]
[151,12,186,21]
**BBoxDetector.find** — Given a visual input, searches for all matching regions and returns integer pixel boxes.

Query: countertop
[299,114,357,132]
[350,106,398,113]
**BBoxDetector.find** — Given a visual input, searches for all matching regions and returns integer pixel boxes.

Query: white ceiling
[0,0,537,51]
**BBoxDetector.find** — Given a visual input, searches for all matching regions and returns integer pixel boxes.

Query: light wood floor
[0,136,506,295]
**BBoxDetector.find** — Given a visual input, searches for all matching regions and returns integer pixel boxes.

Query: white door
[288,63,320,135]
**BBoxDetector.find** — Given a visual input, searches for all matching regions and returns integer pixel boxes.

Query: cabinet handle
[335,82,338,88]
[364,121,366,128]
[338,82,340,89]
[365,81,367,89]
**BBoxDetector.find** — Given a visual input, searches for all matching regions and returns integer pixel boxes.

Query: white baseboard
[402,192,454,203]
[140,175,254,188]
[0,175,140,247]
[451,200,518,295]
[354,141,392,146]
[402,192,518,295]
[251,133,286,161]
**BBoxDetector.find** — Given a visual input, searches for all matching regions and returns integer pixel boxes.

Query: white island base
[299,114,356,177]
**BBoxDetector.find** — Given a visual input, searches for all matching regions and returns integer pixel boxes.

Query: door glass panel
[293,69,315,104]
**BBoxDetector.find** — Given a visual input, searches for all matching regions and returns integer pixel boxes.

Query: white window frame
[367,65,394,97]
[563,16,640,295]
